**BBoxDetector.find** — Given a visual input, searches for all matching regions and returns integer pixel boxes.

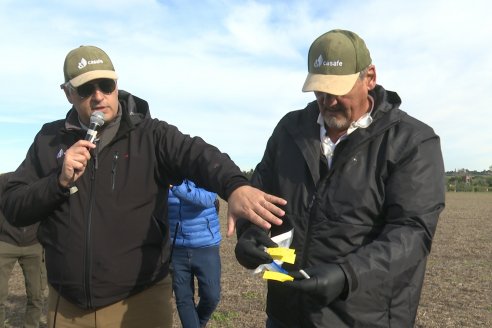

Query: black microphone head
[90,111,105,127]
[85,112,105,143]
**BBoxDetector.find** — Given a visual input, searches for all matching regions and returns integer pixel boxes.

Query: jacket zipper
[111,151,119,191]
[84,149,98,309]
[301,192,317,268]
[301,139,343,268]
[301,139,359,266]
[300,122,399,267]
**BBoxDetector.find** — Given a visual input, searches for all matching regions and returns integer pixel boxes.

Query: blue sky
[0,0,490,173]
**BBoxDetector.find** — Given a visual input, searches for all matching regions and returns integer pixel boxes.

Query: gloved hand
[284,263,346,305]
[235,225,278,269]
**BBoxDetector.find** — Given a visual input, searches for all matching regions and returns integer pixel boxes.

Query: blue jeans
[171,246,221,328]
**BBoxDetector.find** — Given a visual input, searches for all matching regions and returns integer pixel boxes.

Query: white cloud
[0,0,491,173]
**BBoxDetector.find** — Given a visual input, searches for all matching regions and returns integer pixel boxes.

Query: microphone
[85,112,105,143]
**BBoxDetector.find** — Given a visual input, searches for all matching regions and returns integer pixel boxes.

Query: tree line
[243,167,492,193]
[446,168,492,192]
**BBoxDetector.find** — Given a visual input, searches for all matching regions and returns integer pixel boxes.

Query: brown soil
[5,192,491,327]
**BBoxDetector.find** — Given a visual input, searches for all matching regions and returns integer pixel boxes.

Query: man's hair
[359,66,370,80]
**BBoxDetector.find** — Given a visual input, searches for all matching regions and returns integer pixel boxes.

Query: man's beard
[323,112,350,130]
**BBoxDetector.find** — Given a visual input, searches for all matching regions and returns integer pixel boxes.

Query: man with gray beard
[234,29,445,327]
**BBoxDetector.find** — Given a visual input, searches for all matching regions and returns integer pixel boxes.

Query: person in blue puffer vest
[168,179,221,328]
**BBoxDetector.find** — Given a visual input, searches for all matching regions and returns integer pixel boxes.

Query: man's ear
[366,65,377,90]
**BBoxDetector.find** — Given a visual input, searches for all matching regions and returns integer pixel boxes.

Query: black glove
[284,263,346,305]
[235,225,278,269]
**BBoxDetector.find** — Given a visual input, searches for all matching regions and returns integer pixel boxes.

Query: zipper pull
[93,139,100,172]
[112,151,119,172]
[308,194,315,212]
[111,151,119,191]
[91,154,98,180]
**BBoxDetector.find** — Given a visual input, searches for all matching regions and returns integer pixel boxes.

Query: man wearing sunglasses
[2,45,286,327]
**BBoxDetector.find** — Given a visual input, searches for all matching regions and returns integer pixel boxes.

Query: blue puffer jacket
[168,180,221,248]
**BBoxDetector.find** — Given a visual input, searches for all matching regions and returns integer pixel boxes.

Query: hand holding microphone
[59,112,105,188]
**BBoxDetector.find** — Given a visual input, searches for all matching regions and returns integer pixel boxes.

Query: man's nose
[92,86,105,100]
[320,93,337,106]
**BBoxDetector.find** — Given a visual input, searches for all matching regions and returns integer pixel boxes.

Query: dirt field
[4,192,491,327]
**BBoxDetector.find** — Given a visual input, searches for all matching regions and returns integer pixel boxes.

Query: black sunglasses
[67,79,117,98]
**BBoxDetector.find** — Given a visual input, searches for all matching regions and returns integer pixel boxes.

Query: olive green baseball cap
[63,45,118,87]
[302,29,371,95]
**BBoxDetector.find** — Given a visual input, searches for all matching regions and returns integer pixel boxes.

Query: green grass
[241,290,262,300]
[210,310,240,327]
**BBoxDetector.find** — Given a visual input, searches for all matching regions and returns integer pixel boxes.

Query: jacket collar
[329,85,404,173]
[284,85,404,183]
[61,90,151,141]
[286,101,322,184]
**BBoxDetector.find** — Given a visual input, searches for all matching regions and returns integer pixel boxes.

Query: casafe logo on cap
[77,58,104,70]
[314,54,343,68]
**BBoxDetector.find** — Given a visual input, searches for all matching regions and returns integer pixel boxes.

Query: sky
[0,0,491,174]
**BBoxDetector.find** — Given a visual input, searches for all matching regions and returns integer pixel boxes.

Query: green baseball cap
[302,29,372,95]
[63,45,118,87]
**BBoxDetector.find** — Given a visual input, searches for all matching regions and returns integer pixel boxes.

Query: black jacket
[2,90,249,309]
[0,172,40,246]
[243,85,445,327]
